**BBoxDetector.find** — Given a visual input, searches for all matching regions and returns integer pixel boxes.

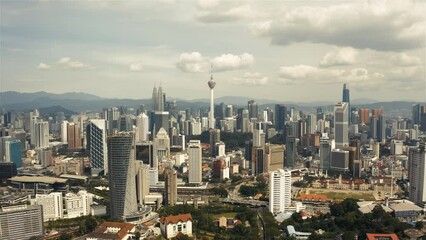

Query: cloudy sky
[1,0,425,102]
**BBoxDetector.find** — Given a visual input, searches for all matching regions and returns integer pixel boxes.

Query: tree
[416,221,424,230]
[342,231,356,240]
[58,233,72,240]
[135,231,141,240]
[372,205,385,222]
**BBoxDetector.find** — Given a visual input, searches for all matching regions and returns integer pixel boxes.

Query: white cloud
[319,47,358,67]
[389,53,422,66]
[176,52,254,73]
[277,64,385,89]
[250,1,425,51]
[196,0,259,23]
[36,63,51,70]
[129,62,143,71]
[57,57,89,69]
[232,72,268,86]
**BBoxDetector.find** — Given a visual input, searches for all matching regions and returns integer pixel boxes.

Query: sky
[1,0,426,103]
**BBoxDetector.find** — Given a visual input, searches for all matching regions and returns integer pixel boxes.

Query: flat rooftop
[8,176,68,184]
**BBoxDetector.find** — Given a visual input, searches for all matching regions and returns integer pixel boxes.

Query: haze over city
[1,0,426,102]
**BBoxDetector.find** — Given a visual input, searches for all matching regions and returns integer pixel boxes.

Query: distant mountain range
[0,91,422,114]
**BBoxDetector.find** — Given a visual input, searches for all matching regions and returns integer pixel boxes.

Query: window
[173,225,176,232]
[183,224,186,230]
[177,224,182,232]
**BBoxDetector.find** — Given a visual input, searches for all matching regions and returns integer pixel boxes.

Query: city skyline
[1,0,425,102]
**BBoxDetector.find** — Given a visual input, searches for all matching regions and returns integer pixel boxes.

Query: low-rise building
[159,213,192,239]
[86,222,135,240]
[0,205,44,240]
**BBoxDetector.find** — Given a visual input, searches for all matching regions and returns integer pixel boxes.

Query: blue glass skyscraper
[342,83,351,124]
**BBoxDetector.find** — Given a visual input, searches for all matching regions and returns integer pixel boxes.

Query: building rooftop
[366,233,399,240]
[87,222,135,240]
[59,174,88,180]
[159,213,192,225]
[300,194,331,202]
[8,176,68,184]
[389,202,423,212]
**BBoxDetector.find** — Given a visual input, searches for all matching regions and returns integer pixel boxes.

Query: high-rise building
[330,149,349,172]
[136,113,149,143]
[285,137,296,168]
[319,138,331,170]
[135,161,150,205]
[61,120,68,144]
[33,192,63,221]
[150,111,169,136]
[248,100,258,119]
[209,129,220,157]
[107,107,120,135]
[269,169,291,214]
[0,205,44,240]
[35,121,49,148]
[342,83,350,123]
[67,123,82,151]
[153,128,170,170]
[358,109,370,125]
[334,102,349,149]
[188,140,202,184]
[87,119,108,174]
[108,133,138,220]
[412,104,421,125]
[408,145,426,208]
[263,144,285,172]
[208,72,216,129]
[4,139,22,168]
[164,165,177,206]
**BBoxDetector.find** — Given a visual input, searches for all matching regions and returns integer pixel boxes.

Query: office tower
[421,111,426,132]
[358,109,370,125]
[248,100,258,119]
[285,137,296,168]
[342,83,351,123]
[306,114,317,134]
[153,128,170,170]
[0,205,44,240]
[35,121,49,148]
[118,115,133,132]
[108,133,138,219]
[158,85,165,111]
[209,128,220,157]
[274,104,286,132]
[208,73,216,129]
[269,169,291,214]
[4,139,22,168]
[37,148,52,168]
[164,165,177,206]
[63,190,93,218]
[264,144,285,172]
[334,102,349,149]
[408,145,426,207]
[369,116,378,139]
[152,86,158,111]
[29,111,39,145]
[106,107,120,134]
[67,123,82,151]
[150,111,169,136]
[136,113,149,143]
[316,107,323,121]
[188,140,202,184]
[412,104,421,125]
[61,120,68,144]
[252,147,264,175]
[33,192,63,221]
[253,123,265,148]
[377,115,386,142]
[330,149,349,172]
[319,138,331,170]
[135,161,150,205]
[87,119,108,174]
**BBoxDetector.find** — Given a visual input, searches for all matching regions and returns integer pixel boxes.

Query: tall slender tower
[208,70,216,129]
[342,83,351,124]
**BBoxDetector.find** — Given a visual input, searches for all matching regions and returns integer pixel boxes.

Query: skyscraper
[342,83,350,123]
[153,128,170,170]
[269,169,291,214]
[408,145,426,208]
[164,165,177,206]
[0,205,44,240]
[188,140,202,184]
[35,121,49,148]
[274,104,287,133]
[412,104,421,125]
[285,136,296,168]
[61,120,68,144]
[107,107,120,135]
[67,123,82,151]
[319,138,331,170]
[208,72,216,129]
[108,133,138,220]
[87,119,108,174]
[248,100,258,119]
[4,139,22,168]
[152,85,158,111]
[136,113,149,143]
[334,102,349,149]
